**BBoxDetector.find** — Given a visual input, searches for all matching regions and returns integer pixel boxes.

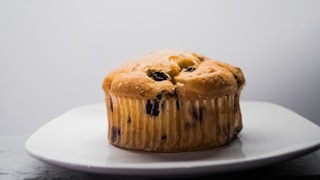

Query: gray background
[1,0,319,136]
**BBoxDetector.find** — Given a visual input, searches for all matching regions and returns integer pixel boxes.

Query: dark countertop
[1,136,319,180]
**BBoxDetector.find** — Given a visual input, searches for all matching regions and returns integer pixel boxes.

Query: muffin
[102,50,245,152]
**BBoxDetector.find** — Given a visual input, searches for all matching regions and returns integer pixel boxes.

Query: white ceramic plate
[25,101,320,176]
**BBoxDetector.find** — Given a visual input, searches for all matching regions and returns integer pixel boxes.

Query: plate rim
[25,138,320,176]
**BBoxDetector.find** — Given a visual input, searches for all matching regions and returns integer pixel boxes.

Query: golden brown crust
[102,50,245,100]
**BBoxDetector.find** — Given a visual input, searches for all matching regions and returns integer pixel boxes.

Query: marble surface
[1,136,319,180]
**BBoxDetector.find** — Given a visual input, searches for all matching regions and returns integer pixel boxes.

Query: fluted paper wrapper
[105,93,242,152]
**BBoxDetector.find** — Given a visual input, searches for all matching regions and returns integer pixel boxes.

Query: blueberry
[146,99,160,116]
[190,105,203,122]
[156,93,162,100]
[149,71,169,81]
[183,67,196,72]
[234,74,241,85]
[111,127,120,143]
[161,135,167,140]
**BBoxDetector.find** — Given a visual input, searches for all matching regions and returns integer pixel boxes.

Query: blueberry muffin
[102,50,245,152]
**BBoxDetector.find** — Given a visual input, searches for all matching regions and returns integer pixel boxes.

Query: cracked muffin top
[102,50,245,100]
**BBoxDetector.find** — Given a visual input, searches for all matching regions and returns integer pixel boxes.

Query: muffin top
[102,50,245,100]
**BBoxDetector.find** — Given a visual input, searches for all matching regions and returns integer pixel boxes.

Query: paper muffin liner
[105,93,242,152]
